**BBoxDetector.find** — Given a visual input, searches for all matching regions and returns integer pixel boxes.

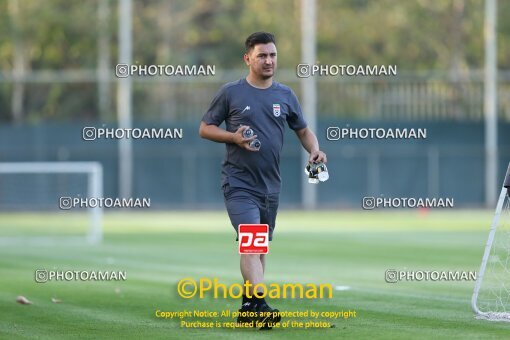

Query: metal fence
[1,121,509,208]
[1,69,510,122]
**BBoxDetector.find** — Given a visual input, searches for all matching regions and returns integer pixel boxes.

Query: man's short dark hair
[245,32,276,52]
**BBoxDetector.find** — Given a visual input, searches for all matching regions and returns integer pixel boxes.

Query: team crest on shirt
[272,104,281,117]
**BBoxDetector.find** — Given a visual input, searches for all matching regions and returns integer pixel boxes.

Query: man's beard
[260,69,274,79]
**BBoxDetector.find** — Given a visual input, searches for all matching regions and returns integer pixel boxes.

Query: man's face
[244,43,277,80]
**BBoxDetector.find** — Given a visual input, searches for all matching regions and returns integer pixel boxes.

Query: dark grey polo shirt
[202,78,307,194]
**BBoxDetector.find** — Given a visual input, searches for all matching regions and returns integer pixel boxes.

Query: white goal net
[0,162,103,244]
[472,163,510,321]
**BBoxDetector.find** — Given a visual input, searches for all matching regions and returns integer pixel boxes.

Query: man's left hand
[309,150,327,164]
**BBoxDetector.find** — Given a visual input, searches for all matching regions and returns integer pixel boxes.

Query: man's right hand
[232,125,259,152]
[199,122,259,152]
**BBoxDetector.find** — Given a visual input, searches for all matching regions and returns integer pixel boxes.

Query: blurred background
[2,3,510,337]
[0,0,509,211]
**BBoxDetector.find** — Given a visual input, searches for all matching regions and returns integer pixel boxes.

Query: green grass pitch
[1,210,510,339]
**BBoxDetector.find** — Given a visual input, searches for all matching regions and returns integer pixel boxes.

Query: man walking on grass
[199,31,327,329]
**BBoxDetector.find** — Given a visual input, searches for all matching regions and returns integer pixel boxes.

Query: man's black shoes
[257,302,281,330]
[236,301,282,330]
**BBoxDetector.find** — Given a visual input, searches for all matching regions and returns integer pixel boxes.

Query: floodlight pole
[97,0,111,120]
[117,0,133,198]
[301,0,317,209]
[484,0,498,207]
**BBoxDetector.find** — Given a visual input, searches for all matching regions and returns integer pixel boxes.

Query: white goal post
[472,162,510,321]
[0,162,103,244]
